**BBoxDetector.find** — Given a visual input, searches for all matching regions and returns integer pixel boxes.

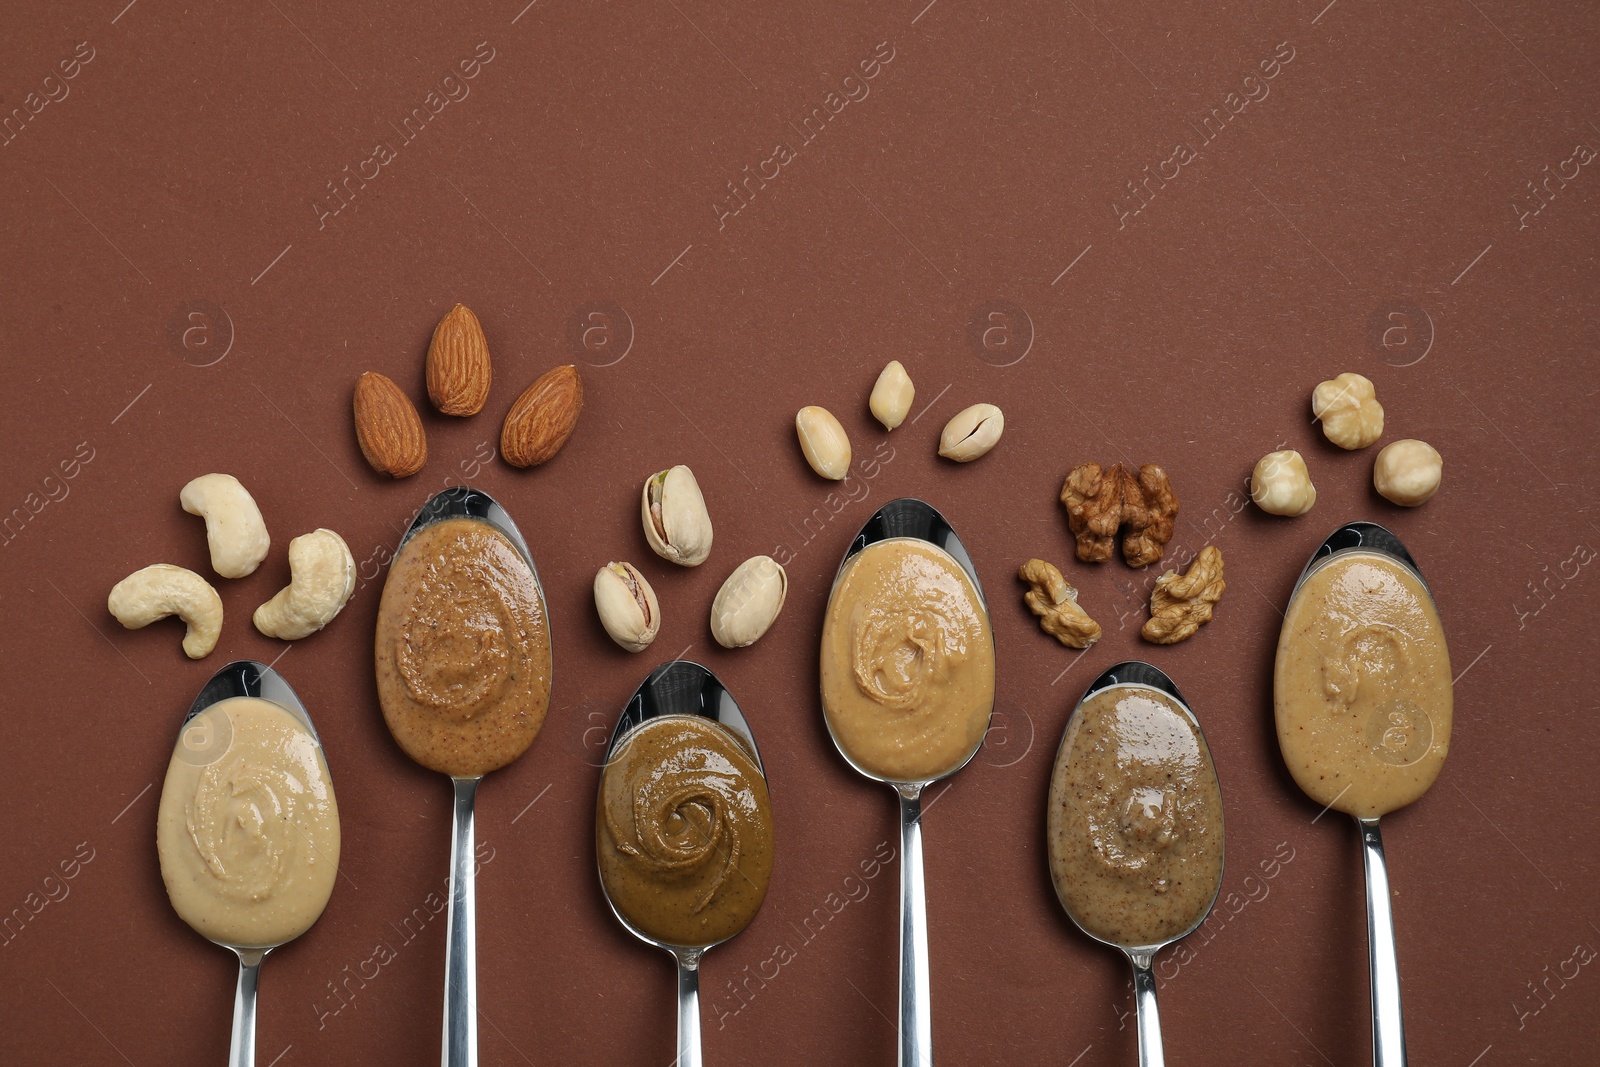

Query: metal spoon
[393,486,548,1067]
[1049,661,1224,1067]
[596,660,768,1067]
[1286,521,1432,1067]
[823,498,995,1067]
[178,659,331,1067]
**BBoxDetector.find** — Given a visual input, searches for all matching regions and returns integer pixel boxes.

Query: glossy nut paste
[597,716,774,947]
[820,538,995,782]
[157,696,340,948]
[1048,686,1224,949]
[375,517,552,778]
[1275,551,1452,818]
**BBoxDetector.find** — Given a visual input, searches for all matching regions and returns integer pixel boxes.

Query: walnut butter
[1048,686,1224,948]
[376,517,552,778]
[157,696,340,948]
[820,538,995,782]
[1275,552,1452,819]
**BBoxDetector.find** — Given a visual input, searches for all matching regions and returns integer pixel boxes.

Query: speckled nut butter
[375,517,552,778]
[1048,686,1224,948]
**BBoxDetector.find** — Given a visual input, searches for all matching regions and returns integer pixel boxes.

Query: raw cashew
[253,529,355,640]
[180,474,270,578]
[108,564,224,659]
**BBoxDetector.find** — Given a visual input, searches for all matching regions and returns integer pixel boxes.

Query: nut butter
[1047,686,1224,947]
[375,517,552,777]
[157,696,340,947]
[820,538,995,782]
[597,716,774,947]
[1275,551,1452,818]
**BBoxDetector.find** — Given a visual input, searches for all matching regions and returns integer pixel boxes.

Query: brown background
[2,0,1596,1063]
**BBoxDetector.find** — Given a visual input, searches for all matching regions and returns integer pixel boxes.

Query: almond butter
[425,303,491,416]
[353,372,427,478]
[501,365,584,468]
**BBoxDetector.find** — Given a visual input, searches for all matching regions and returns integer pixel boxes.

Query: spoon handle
[1128,951,1165,1067]
[442,777,480,1067]
[1358,816,1408,1066]
[675,951,704,1067]
[228,950,264,1067]
[897,785,933,1067]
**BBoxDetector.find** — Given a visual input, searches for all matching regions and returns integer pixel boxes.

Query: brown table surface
[3,0,1597,1063]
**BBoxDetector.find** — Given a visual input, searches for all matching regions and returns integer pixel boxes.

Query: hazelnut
[1373,439,1442,506]
[1250,450,1317,516]
[1312,372,1384,450]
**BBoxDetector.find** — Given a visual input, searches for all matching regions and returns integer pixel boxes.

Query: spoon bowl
[821,498,996,1067]
[172,659,333,1067]
[1048,661,1224,1067]
[597,660,770,1067]
[388,485,550,1067]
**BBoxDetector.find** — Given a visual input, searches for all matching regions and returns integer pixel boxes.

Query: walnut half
[1141,545,1225,645]
[1059,462,1179,567]
[1018,558,1101,649]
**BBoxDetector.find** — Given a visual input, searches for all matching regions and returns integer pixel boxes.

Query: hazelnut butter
[597,716,774,947]
[157,696,340,948]
[1275,552,1452,819]
[376,517,552,778]
[820,538,995,782]
[1047,686,1224,948]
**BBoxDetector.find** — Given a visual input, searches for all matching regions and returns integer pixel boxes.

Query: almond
[426,303,491,416]
[501,365,584,468]
[353,372,427,478]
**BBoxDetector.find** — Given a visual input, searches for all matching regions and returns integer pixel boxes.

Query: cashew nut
[180,474,270,578]
[253,529,355,640]
[108,564,224,659]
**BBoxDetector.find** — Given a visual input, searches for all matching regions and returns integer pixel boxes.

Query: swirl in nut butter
[1048,687,1224,948]
[821,538,995,782]
[376,517,552,777]
[597,716,773,947]
[1275,552,1452,818]
[157,697,340,948]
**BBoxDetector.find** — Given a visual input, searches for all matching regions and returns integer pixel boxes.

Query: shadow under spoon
[597,660,767,1067]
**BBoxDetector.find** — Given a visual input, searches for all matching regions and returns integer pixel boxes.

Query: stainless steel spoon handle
[1358,816,1408,1066]
[897,784,933,1067]
[442,777,481,1067]
[1128,950,1165,1067]
[675,950,704,1067]
[228,950,265,1067]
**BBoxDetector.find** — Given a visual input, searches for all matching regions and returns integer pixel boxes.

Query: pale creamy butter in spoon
[157,695,340,948]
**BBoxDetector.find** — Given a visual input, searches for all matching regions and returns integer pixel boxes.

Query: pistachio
[938,403,1004,462]
[641,465,714,566]
[796,405,852,480]
[710,555,788,649]
[869,360,915,431]
[593,561,660,652]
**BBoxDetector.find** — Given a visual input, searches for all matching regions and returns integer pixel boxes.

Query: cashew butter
[157,696,340,947]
